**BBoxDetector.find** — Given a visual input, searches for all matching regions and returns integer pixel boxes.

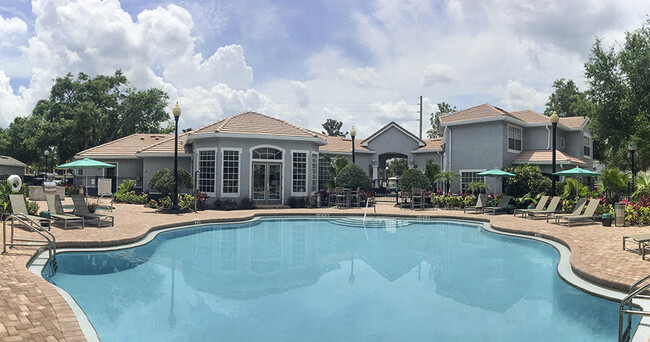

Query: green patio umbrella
[553,167,600,199]
[477,168,516,194]
[57,158,115,194]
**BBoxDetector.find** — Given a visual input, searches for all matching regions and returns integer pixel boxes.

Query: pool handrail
[619,273,650,341]
[2,213,58,274]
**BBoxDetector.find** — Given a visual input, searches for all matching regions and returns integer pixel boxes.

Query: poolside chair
[350,187,361,208]
[411,188,425,210]
[335,187,349,208]
[526,197,561,220]
[464,194,487,214]
[9,194,50,229]
[547,198,587,223]
[46,194,85,230]
[327,188,336,207]
[71,194,114,228]
[623,234,650,258]
[482,195,512,215]
[513,195,549,218]
[555,199,600,227]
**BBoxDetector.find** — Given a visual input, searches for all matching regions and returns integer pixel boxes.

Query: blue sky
[0,0,648,137]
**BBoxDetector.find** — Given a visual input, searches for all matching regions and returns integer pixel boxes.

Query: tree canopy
[543,78,593,117]
[0,70,171,166]
[321,118,347,137]
[427,102,456,138]
[386,158,408,177]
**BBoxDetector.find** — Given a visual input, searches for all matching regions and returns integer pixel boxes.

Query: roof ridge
[138,132,190,153]
[249,112,318,137]
[78,133,169,155]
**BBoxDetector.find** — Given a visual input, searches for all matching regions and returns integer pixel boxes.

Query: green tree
[321,119,347,137]
[467,181,489,195]
[600,168,629,205]
[424,159,441,192]
[387,158,408,177]
[503,164,552,198]
[584,19,650,170]
[148,168,193,197]
[543,78,594,117]
[633,172,650,200]
[437,170,458,194]
[427,102,456,138]
[397,168,430,192]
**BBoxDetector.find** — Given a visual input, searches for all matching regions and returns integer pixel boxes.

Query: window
[253,147,282,160]
[460,170,486,193]
[311,153,318,192]
[198,150,216,195]
[560,137,566,149]
[584,136,591,159]
[292,152,307,193]
[222,149,240,195]
[318,155,333,190]
[507,125,522,153]
[77,169,83,176]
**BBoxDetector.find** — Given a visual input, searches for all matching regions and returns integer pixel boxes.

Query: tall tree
[0,70,170,165]
[321,119,347,137]
[387,158,408,177]
[427,102,456,138]
[543,78,593,117]
[584,19,650,170]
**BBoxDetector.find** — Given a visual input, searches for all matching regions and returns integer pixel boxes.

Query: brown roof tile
[0,155,27,168]
[414,138,443,151]
[559,116,587,128]
[439,103,510,124]
[138,133,190,154]
[508,109,549,123]
[317,134,372,154]
[77,133,173,157]
[513,149,587,166]
[192,111,320,138]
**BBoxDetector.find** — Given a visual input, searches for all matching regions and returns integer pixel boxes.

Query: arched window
[252,147,283,160]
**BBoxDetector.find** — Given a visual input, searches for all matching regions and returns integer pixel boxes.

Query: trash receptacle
[615,202,626,227]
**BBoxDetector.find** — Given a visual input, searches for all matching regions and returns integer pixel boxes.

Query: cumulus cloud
[0,15,27,44]
[490,80,549,110]
[337,67,382,87]
[421,63,460,86]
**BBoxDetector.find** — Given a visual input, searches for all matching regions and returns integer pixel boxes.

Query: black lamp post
[171,103,181,212]
[350,126,356,164]
[550,111,559,197]
[629,142,637,192]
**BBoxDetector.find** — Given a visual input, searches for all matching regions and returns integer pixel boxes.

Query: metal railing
[619,273,650,341]
[2,214,58,274]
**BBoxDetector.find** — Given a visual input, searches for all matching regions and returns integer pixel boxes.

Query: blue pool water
[44,217,629,341]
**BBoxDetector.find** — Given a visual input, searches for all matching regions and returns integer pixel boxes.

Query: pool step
[332,217,413,229]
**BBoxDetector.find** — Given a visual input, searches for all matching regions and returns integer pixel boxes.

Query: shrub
[215,199,238,211]
[239,196,256,210]
[600,168,629,205]
[148,168,193,197]
[147,199,158,208]
[179,194,195,211]
[288,196,306,208]
[504,165,551,198]
[335,164,372,190]
[397,168,430,192]
[195,192,208,210]
[116,179,136,196]
[113,191,149,204]
[27,201,39,215]
[65,184,79,196]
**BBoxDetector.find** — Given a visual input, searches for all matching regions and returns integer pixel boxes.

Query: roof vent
[155,138,159,140]
[140,137,145,140]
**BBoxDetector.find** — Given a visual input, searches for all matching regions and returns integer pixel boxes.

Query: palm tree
[425,159,441,191]
[436,171,459,194]
[600,168,629,205]
[633,172,650,200]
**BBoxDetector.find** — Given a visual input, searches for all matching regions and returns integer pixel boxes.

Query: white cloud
[490,80,549,110]
[421,63,460,86]
[0,15,27,44]
[337,67,382,87]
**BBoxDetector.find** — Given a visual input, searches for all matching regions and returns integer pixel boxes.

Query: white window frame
[311,152,319,193]
[220,148,242,198]
[196,147,218,197]
[291,150,309,196]
[459,169,487,193]
[248,145,286,203]
[507,124,523,154]
[583,135,591,159]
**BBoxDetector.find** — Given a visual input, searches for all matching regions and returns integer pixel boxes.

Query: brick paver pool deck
[2,199,650,341]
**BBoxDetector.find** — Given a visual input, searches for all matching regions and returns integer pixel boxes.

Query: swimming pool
[43,217,632,341]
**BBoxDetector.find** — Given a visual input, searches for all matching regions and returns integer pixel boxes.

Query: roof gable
[77,133,174,157]
[439,103,510,124]
[361,121,424,147]
[192,111,320,139]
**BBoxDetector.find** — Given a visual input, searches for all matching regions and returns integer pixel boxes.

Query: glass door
[268,164,281,202]
[252,163,266,201]
[251,162,282,204]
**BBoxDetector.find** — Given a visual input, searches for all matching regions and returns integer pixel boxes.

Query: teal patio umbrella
[477,168,516,194]
[57,158,115,194]
[553,167,600,199]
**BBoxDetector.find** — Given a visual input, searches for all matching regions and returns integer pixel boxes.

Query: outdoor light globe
[550,111,560,124]
[350,126,356,138]
[629,142,637,152]
[173,103,181,118]
[44,150,50,156]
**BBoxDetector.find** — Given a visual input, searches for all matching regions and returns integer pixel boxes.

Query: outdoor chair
[335,187,349,208]
[623,233,650,258]
[464,194,487,214]
[555,199,600,227]
[71,194,114,228]
[547,198,587,223]
[46,194,85,230]
[9,194,50,230]
[327,188,336,207]
[350,187,361,208]
[482,195,512,215]
[513,195,549,218]
[526,197,561,220]
[411,188,425,210]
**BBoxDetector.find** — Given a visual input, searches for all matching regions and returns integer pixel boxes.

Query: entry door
[252,162,282,204]
[105,166,117,193]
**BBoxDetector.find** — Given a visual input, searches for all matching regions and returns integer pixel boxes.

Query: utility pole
[419,96,423,139]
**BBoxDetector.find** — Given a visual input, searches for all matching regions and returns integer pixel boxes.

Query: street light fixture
[550,111,560,197]
[44,150,50,176]
[350,126,356,164]
[171,103,181,212]
[629,142,637,192]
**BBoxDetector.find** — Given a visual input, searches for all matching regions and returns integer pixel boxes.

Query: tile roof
[513,150,588,166]
[77,133,174,157]
[0,155,27,168]
[559,116,587,128]
[508,109,549,123]
[414,138,443,151]
[317,134,372,154]
[138,133,190,154]
[439,103,511,124]
[361,121,424,146]
[192,111,321,139]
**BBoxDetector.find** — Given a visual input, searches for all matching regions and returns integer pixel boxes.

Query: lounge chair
[71,194,114,227]
[547,198,587,223]
[46,194,85,229]
[623,234,650,258]
[9,194,50,229]
[411,188,425,210]
[482,195,512,215]
[464,194,487,214]
[526,197,561,220]
[555,199,600,227]
[513,195,549,217]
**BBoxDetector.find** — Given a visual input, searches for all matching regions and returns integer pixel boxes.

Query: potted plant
[602,213,613,227]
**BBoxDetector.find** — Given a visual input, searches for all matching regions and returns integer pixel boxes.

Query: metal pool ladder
[619,273,650,341]
[2,214,58,274]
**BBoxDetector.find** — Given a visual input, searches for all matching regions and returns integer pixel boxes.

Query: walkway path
[2,200,650,341]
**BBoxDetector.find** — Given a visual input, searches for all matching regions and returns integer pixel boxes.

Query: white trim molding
[220,147,242,198]
[291,150,309,197]
[507,123,523,154]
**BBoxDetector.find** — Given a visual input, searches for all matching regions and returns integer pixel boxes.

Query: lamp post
[629,142,637,193]
[350,126,356,164]
[171,103,181,212]
[44,150,50,176]
[550,111,559,197]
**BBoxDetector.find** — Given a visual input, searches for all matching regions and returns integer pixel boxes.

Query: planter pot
[602,218,612,227]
